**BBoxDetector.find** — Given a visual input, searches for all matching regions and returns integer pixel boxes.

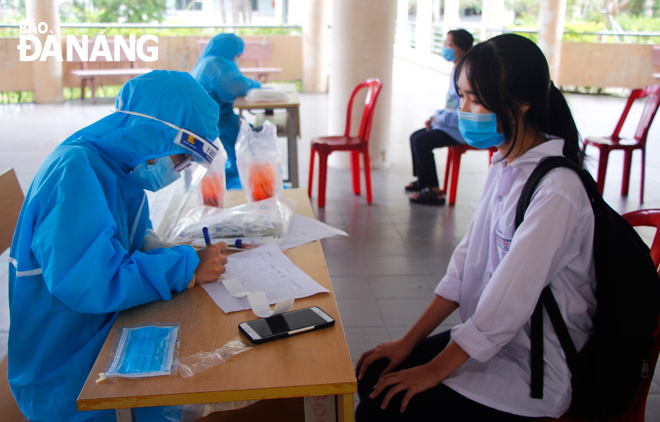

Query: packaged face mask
[103,323,180,379]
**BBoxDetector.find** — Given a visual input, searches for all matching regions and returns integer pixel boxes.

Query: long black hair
[454,34,584,167]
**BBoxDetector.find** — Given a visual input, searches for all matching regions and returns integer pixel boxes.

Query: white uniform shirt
[435,138,597,418]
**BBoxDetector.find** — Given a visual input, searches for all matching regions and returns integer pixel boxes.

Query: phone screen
[244,308,330,338]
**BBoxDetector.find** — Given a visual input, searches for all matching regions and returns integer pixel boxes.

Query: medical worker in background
[192,33,262,189]
[407,29,474,205]
[8,71,229,422]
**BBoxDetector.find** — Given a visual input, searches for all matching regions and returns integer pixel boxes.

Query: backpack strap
[515,156,585,399]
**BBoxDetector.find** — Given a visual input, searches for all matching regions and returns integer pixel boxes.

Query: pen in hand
[203,227,212,246]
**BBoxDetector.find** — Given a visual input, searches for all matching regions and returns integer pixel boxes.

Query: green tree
[95,0,167,23]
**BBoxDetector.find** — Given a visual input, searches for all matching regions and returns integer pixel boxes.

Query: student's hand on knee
[370,364,441,413]
[424,119,432,131]
[355,340,413,381]
[194,242,229,284]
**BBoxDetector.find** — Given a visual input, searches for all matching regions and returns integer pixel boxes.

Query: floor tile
[331,276,373,300]
[368,275,434,299]
[359,256,424,276]
[376,297,434,326]
[343,327,390,362]
[336,299,384,328]
[325,255,364,277]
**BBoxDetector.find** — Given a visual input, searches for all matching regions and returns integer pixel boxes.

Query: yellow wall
[558,42,660,88]
[0,35,302,92]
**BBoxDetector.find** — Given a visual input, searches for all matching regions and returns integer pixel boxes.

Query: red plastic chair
[442,144,497,205]
[308,79,383,208]
[583,85,660,204]
[539,209,660,422]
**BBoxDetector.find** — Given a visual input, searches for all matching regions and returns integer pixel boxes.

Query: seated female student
[407,29,474,206]
[355,34,595,421]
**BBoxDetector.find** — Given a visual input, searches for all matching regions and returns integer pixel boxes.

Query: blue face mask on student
[441,47,456,62]
[130,157,181,192]
[458,111,506,149]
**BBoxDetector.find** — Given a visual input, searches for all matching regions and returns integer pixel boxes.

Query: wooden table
[77,189,356,422]
[234,84,301,188]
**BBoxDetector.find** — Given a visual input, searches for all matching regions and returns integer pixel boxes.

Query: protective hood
[196,33,245,64]
[63,70,220,171]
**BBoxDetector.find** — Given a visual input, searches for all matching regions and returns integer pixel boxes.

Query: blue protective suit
[7,70,219,422]
[191,33,261,189]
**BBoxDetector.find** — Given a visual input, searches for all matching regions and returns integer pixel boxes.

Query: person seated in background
[407,29,474,206]
[192,33,262,190]
[7,70,229,422]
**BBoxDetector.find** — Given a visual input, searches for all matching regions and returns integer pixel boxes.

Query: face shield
[112,108,223,237]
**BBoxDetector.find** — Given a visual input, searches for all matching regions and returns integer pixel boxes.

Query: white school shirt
[435,138,597,418]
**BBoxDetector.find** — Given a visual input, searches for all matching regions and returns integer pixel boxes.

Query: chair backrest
[612,85,660,145]
[197,40,272,67]
[619,209,660,421]
[0,169,24,255]
[343,79,383,143]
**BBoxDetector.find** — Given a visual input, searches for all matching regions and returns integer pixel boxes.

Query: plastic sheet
[178,338,253,378]
[236,120,283,203]
[163,197,296,247]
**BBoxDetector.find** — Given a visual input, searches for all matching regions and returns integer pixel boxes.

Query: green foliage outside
[0,25,300,38]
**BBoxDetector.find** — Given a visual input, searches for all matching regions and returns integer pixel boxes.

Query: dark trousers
[410,128,461,189]
[355,331,544,422]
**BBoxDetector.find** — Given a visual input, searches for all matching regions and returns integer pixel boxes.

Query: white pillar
[538,0,567,83]
[26,0,63,103]
[328,0,396,170]
[302,0,328,93]
[415,0,433,53]
[396,0,409,46]
[443,0,460,34]
[273,0,283,25]
[480,0,505,42]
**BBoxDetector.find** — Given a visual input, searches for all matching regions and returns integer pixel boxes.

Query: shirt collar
[491,136,565,176]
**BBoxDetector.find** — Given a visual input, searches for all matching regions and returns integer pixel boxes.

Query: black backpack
[515,156,660,421]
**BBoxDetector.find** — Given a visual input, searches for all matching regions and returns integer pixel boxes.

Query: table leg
[116,408,135,422]
[336,394,354,422]
[285,106,300,188]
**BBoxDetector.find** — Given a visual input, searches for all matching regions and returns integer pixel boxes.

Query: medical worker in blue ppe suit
[192,33,261,190]
[7,70,230,422]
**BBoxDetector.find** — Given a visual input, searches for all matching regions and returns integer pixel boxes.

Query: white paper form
[280,214,348,250]
[201,242,330,313]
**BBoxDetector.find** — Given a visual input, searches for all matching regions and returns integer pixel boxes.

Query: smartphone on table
[239,306,335,344]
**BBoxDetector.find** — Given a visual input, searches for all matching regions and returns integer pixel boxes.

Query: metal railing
[0,23,302,29]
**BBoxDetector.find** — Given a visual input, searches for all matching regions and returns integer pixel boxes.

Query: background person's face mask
[441,47,456,62]
[131,157,181,192]
[458,111,505,149]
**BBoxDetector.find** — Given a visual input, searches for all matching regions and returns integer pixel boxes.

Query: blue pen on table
[203,227,212,246]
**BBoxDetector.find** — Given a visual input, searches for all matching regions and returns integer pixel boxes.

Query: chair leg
[622,149,633,196]
[318,151,329,208]
[443,148,452,194]
[80,79,86,100]
[641,147,646,204]
[351,151,361,195]
[308,148,316,199]
[363,149,373,205]
[449,150,463,205]
[596,146,610,195]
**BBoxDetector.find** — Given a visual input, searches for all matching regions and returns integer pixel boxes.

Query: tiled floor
[2,57,660,419]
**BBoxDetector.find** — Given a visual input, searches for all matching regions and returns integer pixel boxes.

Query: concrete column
[396,0,409,46]
[328,0,396,170]
[480,0,505,41]
[302,0,328,93]
[26,0,63,103]
[538,0,567,82]
[273,0,283,25]
[415,0,433,53]
[443,0,460,34]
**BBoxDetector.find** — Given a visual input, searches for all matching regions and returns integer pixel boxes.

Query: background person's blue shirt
[431,67,465,144]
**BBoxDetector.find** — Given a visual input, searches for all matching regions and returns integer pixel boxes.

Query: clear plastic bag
[236,120,284,203]
[197,142,227,208]
[178,338,253,378]
[161,400,259,422]
[163,197,297,247]
[100,323,180,380]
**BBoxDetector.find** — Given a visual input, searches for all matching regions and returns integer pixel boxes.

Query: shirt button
[497,196,503,202]
[488,272,492,278]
